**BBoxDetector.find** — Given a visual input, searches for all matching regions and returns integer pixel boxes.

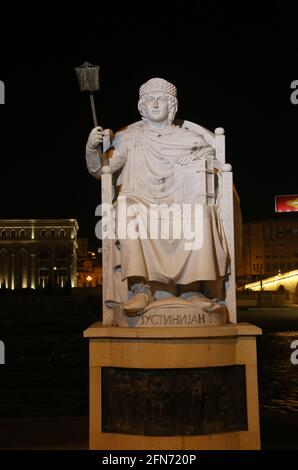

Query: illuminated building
[76,238,102,287]
[240,217,298,278]
[244,269,298,298]
[0,219,79,289]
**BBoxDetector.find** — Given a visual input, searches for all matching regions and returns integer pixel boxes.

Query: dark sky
[0,3,298,249]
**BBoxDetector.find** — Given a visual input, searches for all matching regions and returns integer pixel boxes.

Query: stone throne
[84,120,261,450]
[100,121,238,327]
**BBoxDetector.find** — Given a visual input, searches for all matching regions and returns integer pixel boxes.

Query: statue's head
[138,78,178,125]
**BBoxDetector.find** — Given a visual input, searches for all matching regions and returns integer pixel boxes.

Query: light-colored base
[114,303,227,327]
[84,322,262,450]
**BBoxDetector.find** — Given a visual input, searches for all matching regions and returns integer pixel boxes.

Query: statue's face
[142,92,169,123]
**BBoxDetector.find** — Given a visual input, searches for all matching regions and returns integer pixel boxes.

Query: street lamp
[86,275,93,287]
[53,266,57,287]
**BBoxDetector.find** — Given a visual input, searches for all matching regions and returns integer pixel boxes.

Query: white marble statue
[85,78,237,327]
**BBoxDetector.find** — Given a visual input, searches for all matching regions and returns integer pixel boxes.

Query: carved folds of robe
[103,122,230,304]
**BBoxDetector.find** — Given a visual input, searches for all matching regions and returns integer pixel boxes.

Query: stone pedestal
[84,322,262,450]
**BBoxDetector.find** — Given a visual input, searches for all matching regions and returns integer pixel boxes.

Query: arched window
[10,230,16,240]
[1,230,6,240]
[59,229,65,239]
[20,230,26,240]
[57,268,67,287]
[51,230,55,239]
[41,230,46,240]
[38,268,49,289]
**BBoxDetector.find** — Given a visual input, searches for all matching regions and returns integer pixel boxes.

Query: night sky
[0,3,298,249]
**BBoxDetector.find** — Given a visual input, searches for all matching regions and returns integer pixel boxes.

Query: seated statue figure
[86,77,238,327]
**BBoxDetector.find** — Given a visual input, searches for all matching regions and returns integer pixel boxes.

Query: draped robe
[103,122,229,302]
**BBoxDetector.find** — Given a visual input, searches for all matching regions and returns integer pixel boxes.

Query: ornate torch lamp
[75,61,100,127]
[75,62,109,168]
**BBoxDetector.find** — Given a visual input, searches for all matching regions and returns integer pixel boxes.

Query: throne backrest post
[214,128,237,323]
[215,127,226,164]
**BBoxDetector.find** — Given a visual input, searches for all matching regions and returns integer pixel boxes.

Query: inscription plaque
[102,366,247,436]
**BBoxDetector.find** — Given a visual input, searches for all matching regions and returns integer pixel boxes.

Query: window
[277,223,284,238]
[1,230,6,240]
[20,230,25,240]
[271,224,277,238]
[41,230,46,240]
[38,268,49,288]
[10,230,16,240]
[38,249,49,259]
[57,268,68,287]
[59,229,65,239]
[263,224,271,239]
[51,230,55,239]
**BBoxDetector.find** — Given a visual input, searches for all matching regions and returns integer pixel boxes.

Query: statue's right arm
[85,127,127,180]
[85,126,104,179]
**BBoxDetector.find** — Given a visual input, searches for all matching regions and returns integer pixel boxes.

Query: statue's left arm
[176,132,215,166]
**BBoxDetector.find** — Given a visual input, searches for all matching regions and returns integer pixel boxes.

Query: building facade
[76,238,102,287]
[0,219,79,289]
[240,217,298,279]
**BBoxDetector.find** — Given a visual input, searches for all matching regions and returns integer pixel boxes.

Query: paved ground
[0,416,88,450]
[0,411,297,449]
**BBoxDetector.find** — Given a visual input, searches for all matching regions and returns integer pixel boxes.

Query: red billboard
[275,194,298,212]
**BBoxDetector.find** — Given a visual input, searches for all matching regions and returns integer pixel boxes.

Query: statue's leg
[201,280,225,301]
[149,281,178,300]
[176,280,227,321]
[178,281,202,299]
[123,277,154,316]
[128,278,178,300]
[178,281,214,308]
[128,277,151,296]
